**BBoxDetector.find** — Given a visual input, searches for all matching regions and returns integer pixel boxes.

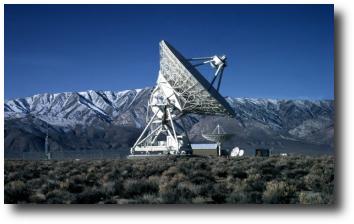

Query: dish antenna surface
[130,40,235,155]
[202,124,234,156]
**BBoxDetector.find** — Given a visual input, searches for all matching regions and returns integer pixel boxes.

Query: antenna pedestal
[131,78,191,155]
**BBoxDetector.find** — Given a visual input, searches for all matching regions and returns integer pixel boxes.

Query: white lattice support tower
[130,77,189,154]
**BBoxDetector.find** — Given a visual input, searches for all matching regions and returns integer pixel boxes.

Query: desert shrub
[85,172,98,186]
[244,173,264,192]
[176,181,199,201]
[119,163,133,178]
[26,178,44,190]
[29,192,47,203]
[101,180,124,197]
[39,180,60,195]
[22,162,42,179]
[102,170,119,183]
[5,170,23,182]
[248,191,264,203]
[320,191,335,204]
[74,188,106,204]
[148,175,160,184]
[226,192,247,203]
[46,189,74,204]
[161,166,179,177]
[138,159,171,177]
[284,168,309,179]
[231,169,248,180]
[197,182,215,197]
[299,191,325,204]
[211,183,229,203]
[176,160,193,175]
[159,188,179,203]
[68,168,81,176]
[123,178,159,198]
[5,180,30,203]
[159,172,188,203]
[212,166,228,178]
[68,175,85,193]
[261,166,277,176]
[245,167,258,175]
[274,158,289,170]
[283,159,296,169]
[262,180,296,203]
[192,196,211,204]
[192,159,210,171]
[228,173,264,203]
[4,156,335,204]
[101,181,115,194]
[159,171,187,192]
[102,196,119,204]
[159,181,200,204]
[136,194,161,204]
[304,173,325,192]
[188,170,215,185]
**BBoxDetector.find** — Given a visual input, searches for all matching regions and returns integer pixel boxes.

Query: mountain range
[4,88,334,158]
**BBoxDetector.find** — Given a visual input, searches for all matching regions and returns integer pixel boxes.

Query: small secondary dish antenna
[202,124,234,156]
[230,146,244,157]
[239,150,244,156]
[130,40,235,155]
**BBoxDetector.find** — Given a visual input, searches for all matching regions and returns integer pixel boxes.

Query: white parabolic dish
[159,40,235,116]
[131,40,235,155]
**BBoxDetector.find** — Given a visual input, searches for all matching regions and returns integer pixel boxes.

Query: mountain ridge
[4,88,334,157]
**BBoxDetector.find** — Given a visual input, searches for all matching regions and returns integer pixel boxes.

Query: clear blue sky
[5,4,334,100]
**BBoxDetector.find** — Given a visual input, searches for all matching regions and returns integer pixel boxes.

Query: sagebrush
[4,156,335,204]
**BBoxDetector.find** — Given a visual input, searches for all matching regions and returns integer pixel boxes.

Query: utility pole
[45,123,51,160]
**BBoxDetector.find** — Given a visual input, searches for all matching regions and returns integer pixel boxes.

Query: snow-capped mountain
[5,88,151,128]
[4,88,334,157]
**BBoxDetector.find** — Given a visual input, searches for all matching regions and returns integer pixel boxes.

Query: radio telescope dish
[160,41,235,116]
[230,147,240,157]
[230,147,245,157]
[239,150,244,156]
[202,124,234,156]
[202,124,233,143]
[131,40,235,156]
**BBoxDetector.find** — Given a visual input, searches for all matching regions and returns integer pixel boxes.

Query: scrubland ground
[4,156,334,204]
